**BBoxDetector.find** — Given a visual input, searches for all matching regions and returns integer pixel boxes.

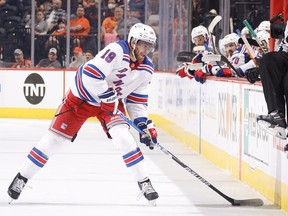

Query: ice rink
[0,118,287,216]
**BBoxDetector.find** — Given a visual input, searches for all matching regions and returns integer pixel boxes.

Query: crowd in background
[0,0,151,68]
[0,0,270,70]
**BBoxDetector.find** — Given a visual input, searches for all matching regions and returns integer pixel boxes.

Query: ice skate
[257,111,287,140]
[8,172,28,200]
[137,177,159,206]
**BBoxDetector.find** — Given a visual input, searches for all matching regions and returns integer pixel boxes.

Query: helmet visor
[137,40,155,52]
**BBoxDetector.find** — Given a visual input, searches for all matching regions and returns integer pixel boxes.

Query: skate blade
[148,199,157,207]
[8,199,14,204]
[258,121,286,140]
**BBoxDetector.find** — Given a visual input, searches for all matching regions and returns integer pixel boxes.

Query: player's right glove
[176,63,194,79]
[98,87,118,114]
[137,120,158,150]
[245,67,260,84]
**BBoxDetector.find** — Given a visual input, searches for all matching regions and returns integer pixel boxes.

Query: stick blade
[208,15,222,33]
[232,198,264,206]
[201,54,221,63]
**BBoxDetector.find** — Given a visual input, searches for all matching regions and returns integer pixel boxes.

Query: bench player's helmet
[191,25,208,44]
[258,21,270,32]
[222,33,240,47]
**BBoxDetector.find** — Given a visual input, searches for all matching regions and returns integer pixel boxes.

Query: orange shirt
[52,28,66,36]
[102,16,118,33]
[70,16,91,36]
[11,59,31,68]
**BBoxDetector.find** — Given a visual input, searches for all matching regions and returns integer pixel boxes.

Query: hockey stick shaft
[117,110,263,206]
[236,29,257,59]
[236,29,258,68]
[243,19,269,54]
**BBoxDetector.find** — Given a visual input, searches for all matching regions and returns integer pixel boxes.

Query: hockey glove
[211,66,233,77]
[176,63,194,79]
[194,64,212,84]
[98,87,119,114]
[245,67,260,84]
[137,120,158,150]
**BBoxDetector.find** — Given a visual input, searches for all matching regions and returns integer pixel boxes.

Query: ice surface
[0,118,286,216]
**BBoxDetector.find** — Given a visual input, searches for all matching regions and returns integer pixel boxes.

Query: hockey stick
[187,63,203,71]
[177,51,196,62]
[117,110,264,206]
[177,56,193,62]
[235,29,258,70]
[243,19,269,54]
[236,29,257,59]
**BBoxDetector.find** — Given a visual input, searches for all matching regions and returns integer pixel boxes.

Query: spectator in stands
[70,4,91,49]
[101,0,118,19]
[83,0,98,7]
[83,0,99,34]
[25,10,48,35]
[0,0,7,8]
[129,0,145,23]
[46,19,66,50]
[11,49,31,68]
[44,0,67,34]
[69,46,86,68]
[85,50,94,62]
[100,5,123,44]
[116,6,141,40]
[38,0,52,12]
[36,47,62,68]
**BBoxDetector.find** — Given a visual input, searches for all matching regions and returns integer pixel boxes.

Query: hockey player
[176,25,211,83]
[257,20,271,33]
[190,25,212,53]
[222,33,249,69]
[7,23,159,204]
[240,30,270,79]
[255,30,270,57]
[176,32,242,84]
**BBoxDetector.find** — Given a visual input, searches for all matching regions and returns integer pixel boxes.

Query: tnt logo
[23,73,46,105]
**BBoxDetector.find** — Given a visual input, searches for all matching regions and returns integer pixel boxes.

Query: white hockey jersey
[228,46,245,69]
[70,40,154,122]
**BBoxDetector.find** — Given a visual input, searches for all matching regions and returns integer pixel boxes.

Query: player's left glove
[176,63,194,79]
[137,120,158,150]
